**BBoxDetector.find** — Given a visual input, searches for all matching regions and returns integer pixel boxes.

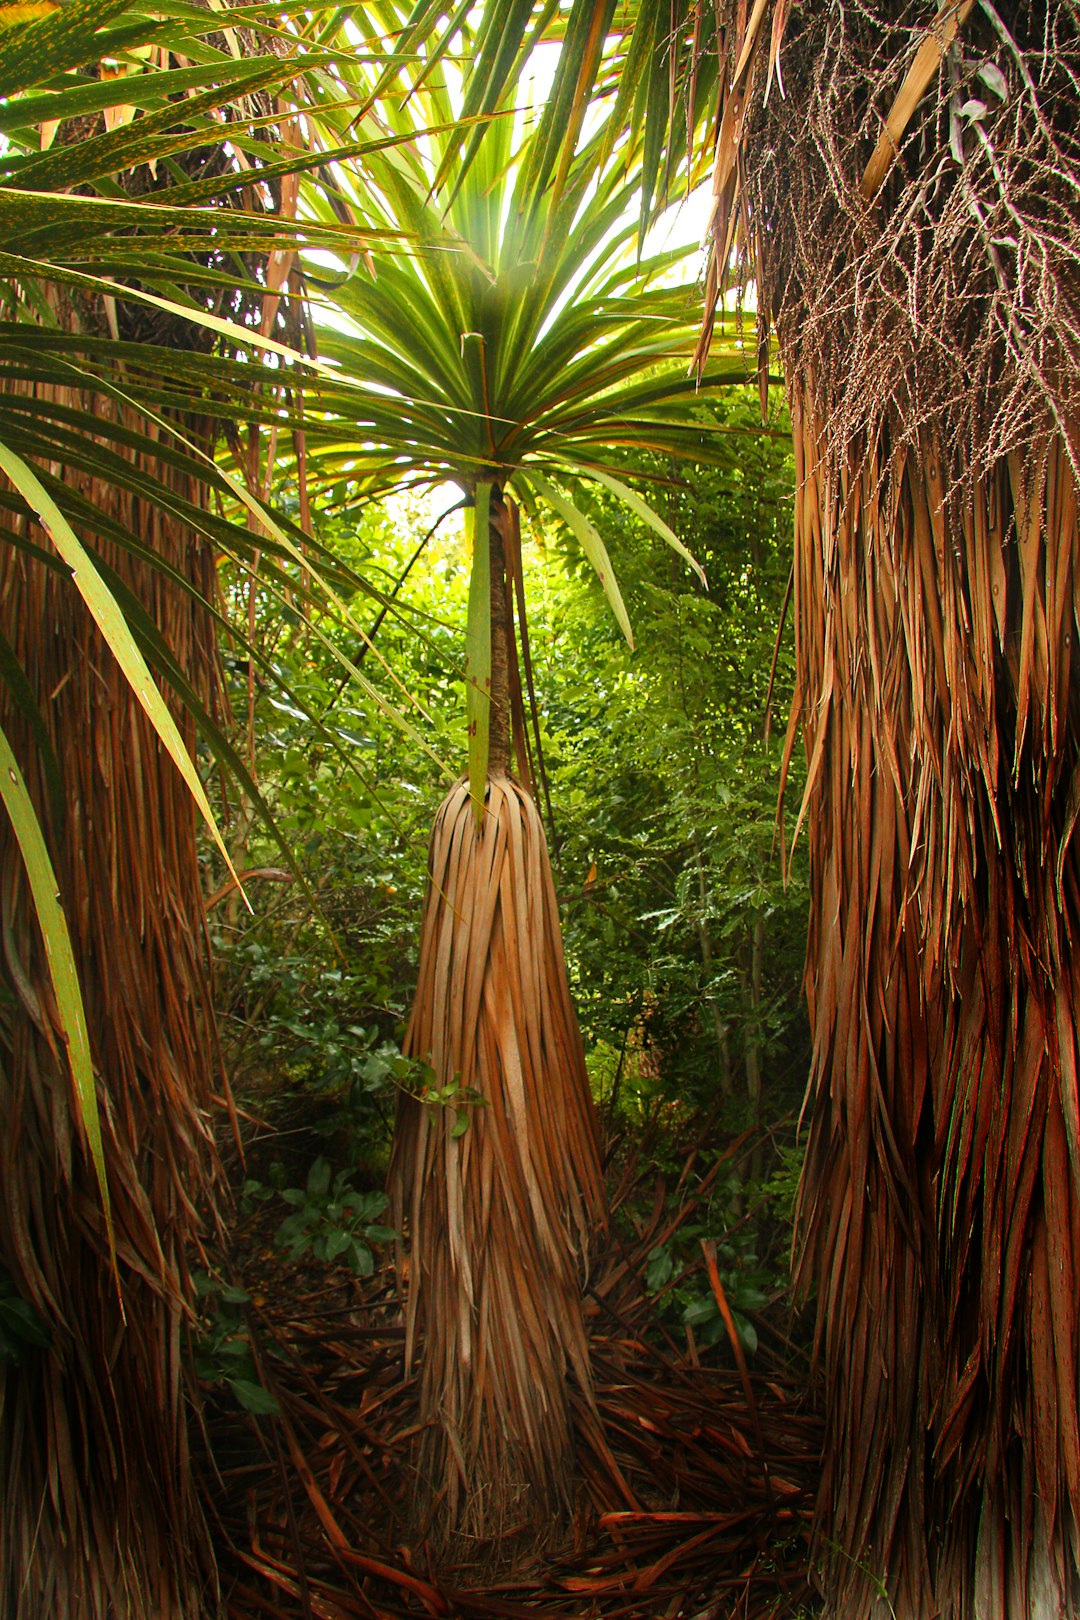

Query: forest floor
[195,1147,822,1620]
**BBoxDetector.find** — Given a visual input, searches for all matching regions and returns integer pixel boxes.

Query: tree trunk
[0,395,224,1618]
[389,489,607,1557]
[790,403,1080,1619]
[690,8,1080,1611]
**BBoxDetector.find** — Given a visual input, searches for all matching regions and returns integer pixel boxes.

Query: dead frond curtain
[391,773,606,1549]
[692,3,1080,1614]
[0,388,224,1620]
[789,399,1080,1617]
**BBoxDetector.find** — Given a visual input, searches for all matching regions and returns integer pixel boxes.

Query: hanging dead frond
[0,13,321,1614]
[697,1,1080,479]
[690,3,1080,1616]
[390,774,607,1553]
[0,387,226,1620]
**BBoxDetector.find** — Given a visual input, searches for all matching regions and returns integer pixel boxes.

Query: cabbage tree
[664,4,1080,1615]
[0,5,442,1612]
[298,28,744,1544]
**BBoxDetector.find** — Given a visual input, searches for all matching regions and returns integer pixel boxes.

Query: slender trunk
[744,914,764,1181]
[487,487,511,775]
[694,844,732,1097]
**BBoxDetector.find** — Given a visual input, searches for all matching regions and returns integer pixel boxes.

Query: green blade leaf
[0,625,64,826]
[0,0,130,99]
[582,466,707,587]
[0,715,111,1246]
[0,436,241,891]
[527,470,634,648]
[465,481,492,819]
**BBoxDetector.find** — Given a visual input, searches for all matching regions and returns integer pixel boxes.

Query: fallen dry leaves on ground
[196,1175,822,1620]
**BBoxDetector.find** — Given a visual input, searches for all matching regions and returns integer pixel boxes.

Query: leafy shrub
[191,1273,279,1416]
[252,1156,399,1276]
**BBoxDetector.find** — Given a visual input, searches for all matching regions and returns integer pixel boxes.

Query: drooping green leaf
[0,716,111,1248]
[583,466,707,587]
[527,470,634,647]
[0,437,241,891]
[0,625,63,825]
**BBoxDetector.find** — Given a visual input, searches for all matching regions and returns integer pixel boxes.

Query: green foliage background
[212,385,809,1359]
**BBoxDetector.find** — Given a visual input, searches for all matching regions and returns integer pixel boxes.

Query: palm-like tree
[0,0,694,1595]
[648,4,1080,1616]
[0,6,427,1612]
[287,31,745,1544]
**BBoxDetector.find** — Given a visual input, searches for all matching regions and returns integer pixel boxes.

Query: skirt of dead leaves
[195,1157,823,1620]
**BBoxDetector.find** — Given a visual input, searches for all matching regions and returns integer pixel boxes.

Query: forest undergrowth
[193,1104,822,1620]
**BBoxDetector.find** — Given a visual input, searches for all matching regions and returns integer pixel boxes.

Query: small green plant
[191,1274,279,1416]
[817,1536,898,1620]
[416,1072,489,1138]
[759,1141,805,1228]
[639,1163,794,1357]
[645,1228,770,1354]
[679,1236,771,1353]
[271,1157,398,1276]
